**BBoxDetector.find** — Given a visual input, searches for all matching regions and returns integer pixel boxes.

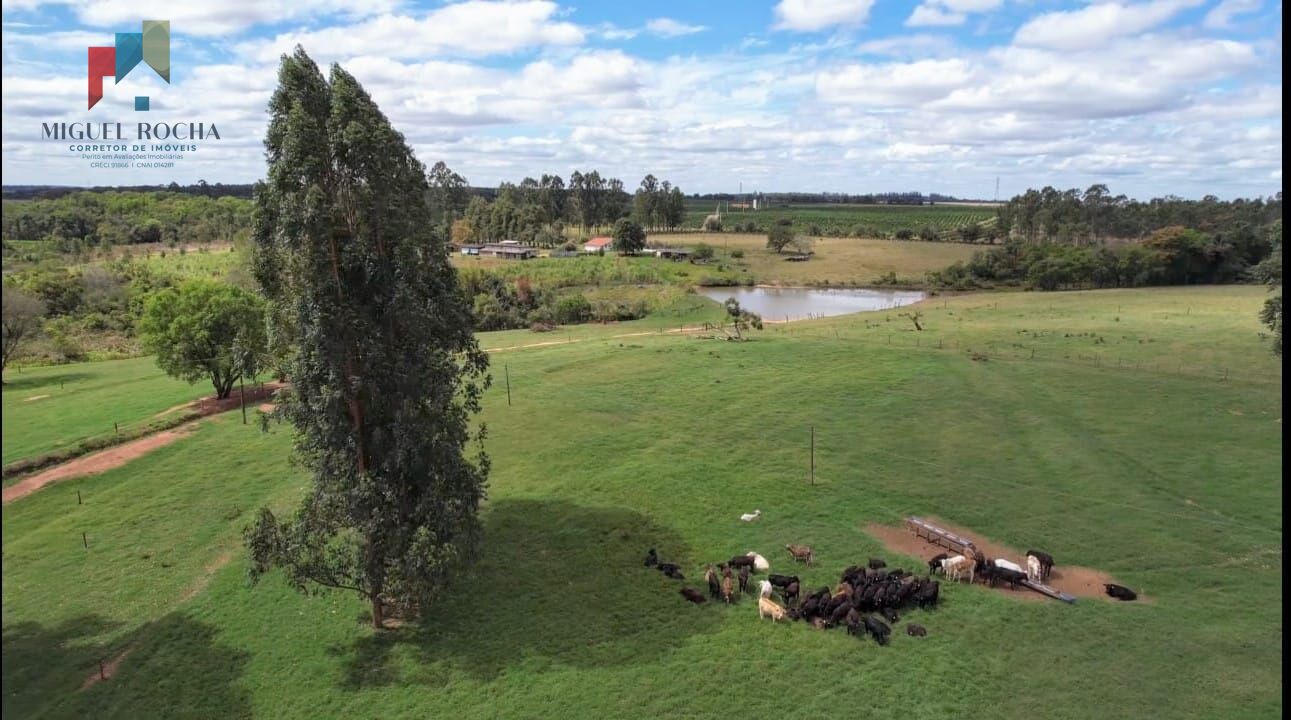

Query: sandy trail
[3,425,198,504]
[864,515,1141,603]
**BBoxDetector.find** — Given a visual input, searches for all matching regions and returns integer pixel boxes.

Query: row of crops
[681,201,998,238]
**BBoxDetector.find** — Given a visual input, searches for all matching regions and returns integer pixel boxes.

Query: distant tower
[995,177,1000,202]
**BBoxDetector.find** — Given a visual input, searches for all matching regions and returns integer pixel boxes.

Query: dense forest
[2,191,254,253]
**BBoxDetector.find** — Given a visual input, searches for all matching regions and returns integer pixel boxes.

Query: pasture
[1,286,1282,719]
[1,356,222,467]
[682,200,997,235]
[648,233,980,286]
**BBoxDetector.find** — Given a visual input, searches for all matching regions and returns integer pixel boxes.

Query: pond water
[696,286,926,321]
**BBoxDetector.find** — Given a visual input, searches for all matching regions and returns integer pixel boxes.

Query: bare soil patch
[23,394,50,402]
[3,424,196,504]
[153,381,285,419]
[79,649,131,691]
[865,515,1139,603]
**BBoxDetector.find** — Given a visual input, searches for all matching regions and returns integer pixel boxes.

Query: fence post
[505,364,512,407]
[77,490,82,505]
[82,532,88,549]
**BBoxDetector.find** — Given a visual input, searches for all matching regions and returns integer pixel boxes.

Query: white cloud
[1204,0,1263,29]
[645,18,707,38]
[240,1,585,61]
[817,59,974,105]
[1015,0,1205,51]
[907,6,967,27]
[857,34,956,58]
[772,0,875,32]
[69,0,396,37]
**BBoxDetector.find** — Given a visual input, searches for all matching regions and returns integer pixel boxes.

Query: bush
[554,294,592,324]
[895,229,914,240]
[730,249,745,259]
[692,243,715,261]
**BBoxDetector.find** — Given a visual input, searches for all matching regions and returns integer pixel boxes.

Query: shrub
[730,249,744,258]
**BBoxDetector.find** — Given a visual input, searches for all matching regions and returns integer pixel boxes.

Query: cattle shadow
[332,498,721,688]
[3,613,251,719]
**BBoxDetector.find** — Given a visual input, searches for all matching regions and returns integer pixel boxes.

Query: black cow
[863,615,891,646]
[644,548,658,567]
[1026,549,1055,581]
[906,623,927,637]
[768,574,800,588]
[842,565,867,584]
[868,557,887,570]
[880,606,899,624]
[915,580,940,609]
[727,555,756,569]
[990,566,1026,590]
[679,587,706,604]
[705,566,722,599]
[827,600,852,628]
[738,565,750,593]
[927,553,949,574]
[845,609,863,637]
[657,563,684,580]
[1105,584,1138,601]
[783,581,800,606]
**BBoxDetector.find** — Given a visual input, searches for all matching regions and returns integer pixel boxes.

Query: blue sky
[1,0,1282,199]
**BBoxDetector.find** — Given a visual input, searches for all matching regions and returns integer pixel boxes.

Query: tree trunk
[370,594,385,629]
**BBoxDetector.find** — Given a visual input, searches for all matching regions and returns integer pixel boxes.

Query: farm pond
[697,286,926,321]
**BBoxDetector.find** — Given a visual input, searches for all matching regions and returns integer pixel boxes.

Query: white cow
[758,579,773,598]
[740,510,762,522]
[940,555,971,583]
[1026,555,1042,583]
[746,551,770,573]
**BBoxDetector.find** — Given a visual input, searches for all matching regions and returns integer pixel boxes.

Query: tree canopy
[612,218,646,255]
[138,279,266,399]
[245,47,490,629]
[2,284,46,375]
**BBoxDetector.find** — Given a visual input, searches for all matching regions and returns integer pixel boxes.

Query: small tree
[722,298,763,341]
[2,285,46,378]
[138,279,266,399]
[767,219,794,253]
[692,243,715,261]
[613,218,646,255]
[958,223,983,244]
[789,234,816,256]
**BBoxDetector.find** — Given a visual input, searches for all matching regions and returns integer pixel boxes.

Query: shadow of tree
[3,613,251,719]
[332,499,721,688]
[1,372,93,392]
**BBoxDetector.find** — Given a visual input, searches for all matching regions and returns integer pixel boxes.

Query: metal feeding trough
[904,516,1075,605]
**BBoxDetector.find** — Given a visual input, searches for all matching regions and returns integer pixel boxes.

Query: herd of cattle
[647,546,939,646]
[646,540,1138,646]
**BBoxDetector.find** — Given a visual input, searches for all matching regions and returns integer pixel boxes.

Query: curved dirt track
[3,425,197,504]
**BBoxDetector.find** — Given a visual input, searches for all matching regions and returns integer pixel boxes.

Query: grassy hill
[1,285,1281,719]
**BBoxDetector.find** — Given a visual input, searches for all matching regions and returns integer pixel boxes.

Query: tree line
[445,168,686,246]
[2,191,254,252]
[995,185,1282,245]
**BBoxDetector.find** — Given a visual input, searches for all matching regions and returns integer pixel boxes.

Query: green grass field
[1,286,1281,719]
[1,357,223,467]
[684,201,997,235]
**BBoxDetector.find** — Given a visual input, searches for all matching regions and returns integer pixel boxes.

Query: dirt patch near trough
[865,515,1138,603]
[2,424,197,504]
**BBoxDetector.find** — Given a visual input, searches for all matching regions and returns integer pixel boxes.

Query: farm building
[458,244,483,256]
[479,243,536,260]
[647,247,692,260]
[584,237,613,253]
